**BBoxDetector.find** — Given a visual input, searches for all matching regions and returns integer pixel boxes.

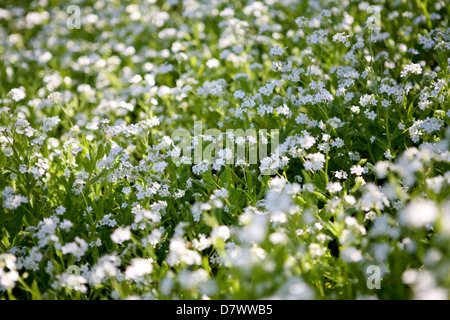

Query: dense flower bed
[0,0,449,300]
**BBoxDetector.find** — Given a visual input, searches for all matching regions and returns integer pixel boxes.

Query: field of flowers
[0,0,449,300]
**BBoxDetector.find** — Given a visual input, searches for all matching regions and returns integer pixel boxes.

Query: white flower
[125,258,153,281]
[269,232,288,244]
[210,188,229,200]
[111,227,131,244]
[71,144,83,156]
[7,88,26,101]
[350,105,360,114]
[399,199,439,228]
[192,234,211,251]
[41,115,61,132]
[55,205,66,215]
[3,146,13,157]
[61,237,88,259]
[211,226,231,241]
[360,183,389,211]
[233,90,246,99]
[326,182,342,193]
[350,165,364,176]
[178,269,209,290]
[344,195,356,205]
[265,188,292,220]
[59,219,73,231]
[270,45,285,56]
[0,254,19,290]
[360,94,377,107]
[206,58,220,68]
[332,32,350,47]
[303,152,326,171]
[400,63,422,77]
[341,247,363,262]
[309,243,326,257]
[384,149,394,160]
[364,109,377,120]
[295,16,309,28]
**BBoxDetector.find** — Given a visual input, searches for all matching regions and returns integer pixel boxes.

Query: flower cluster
[0,0,449,300]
